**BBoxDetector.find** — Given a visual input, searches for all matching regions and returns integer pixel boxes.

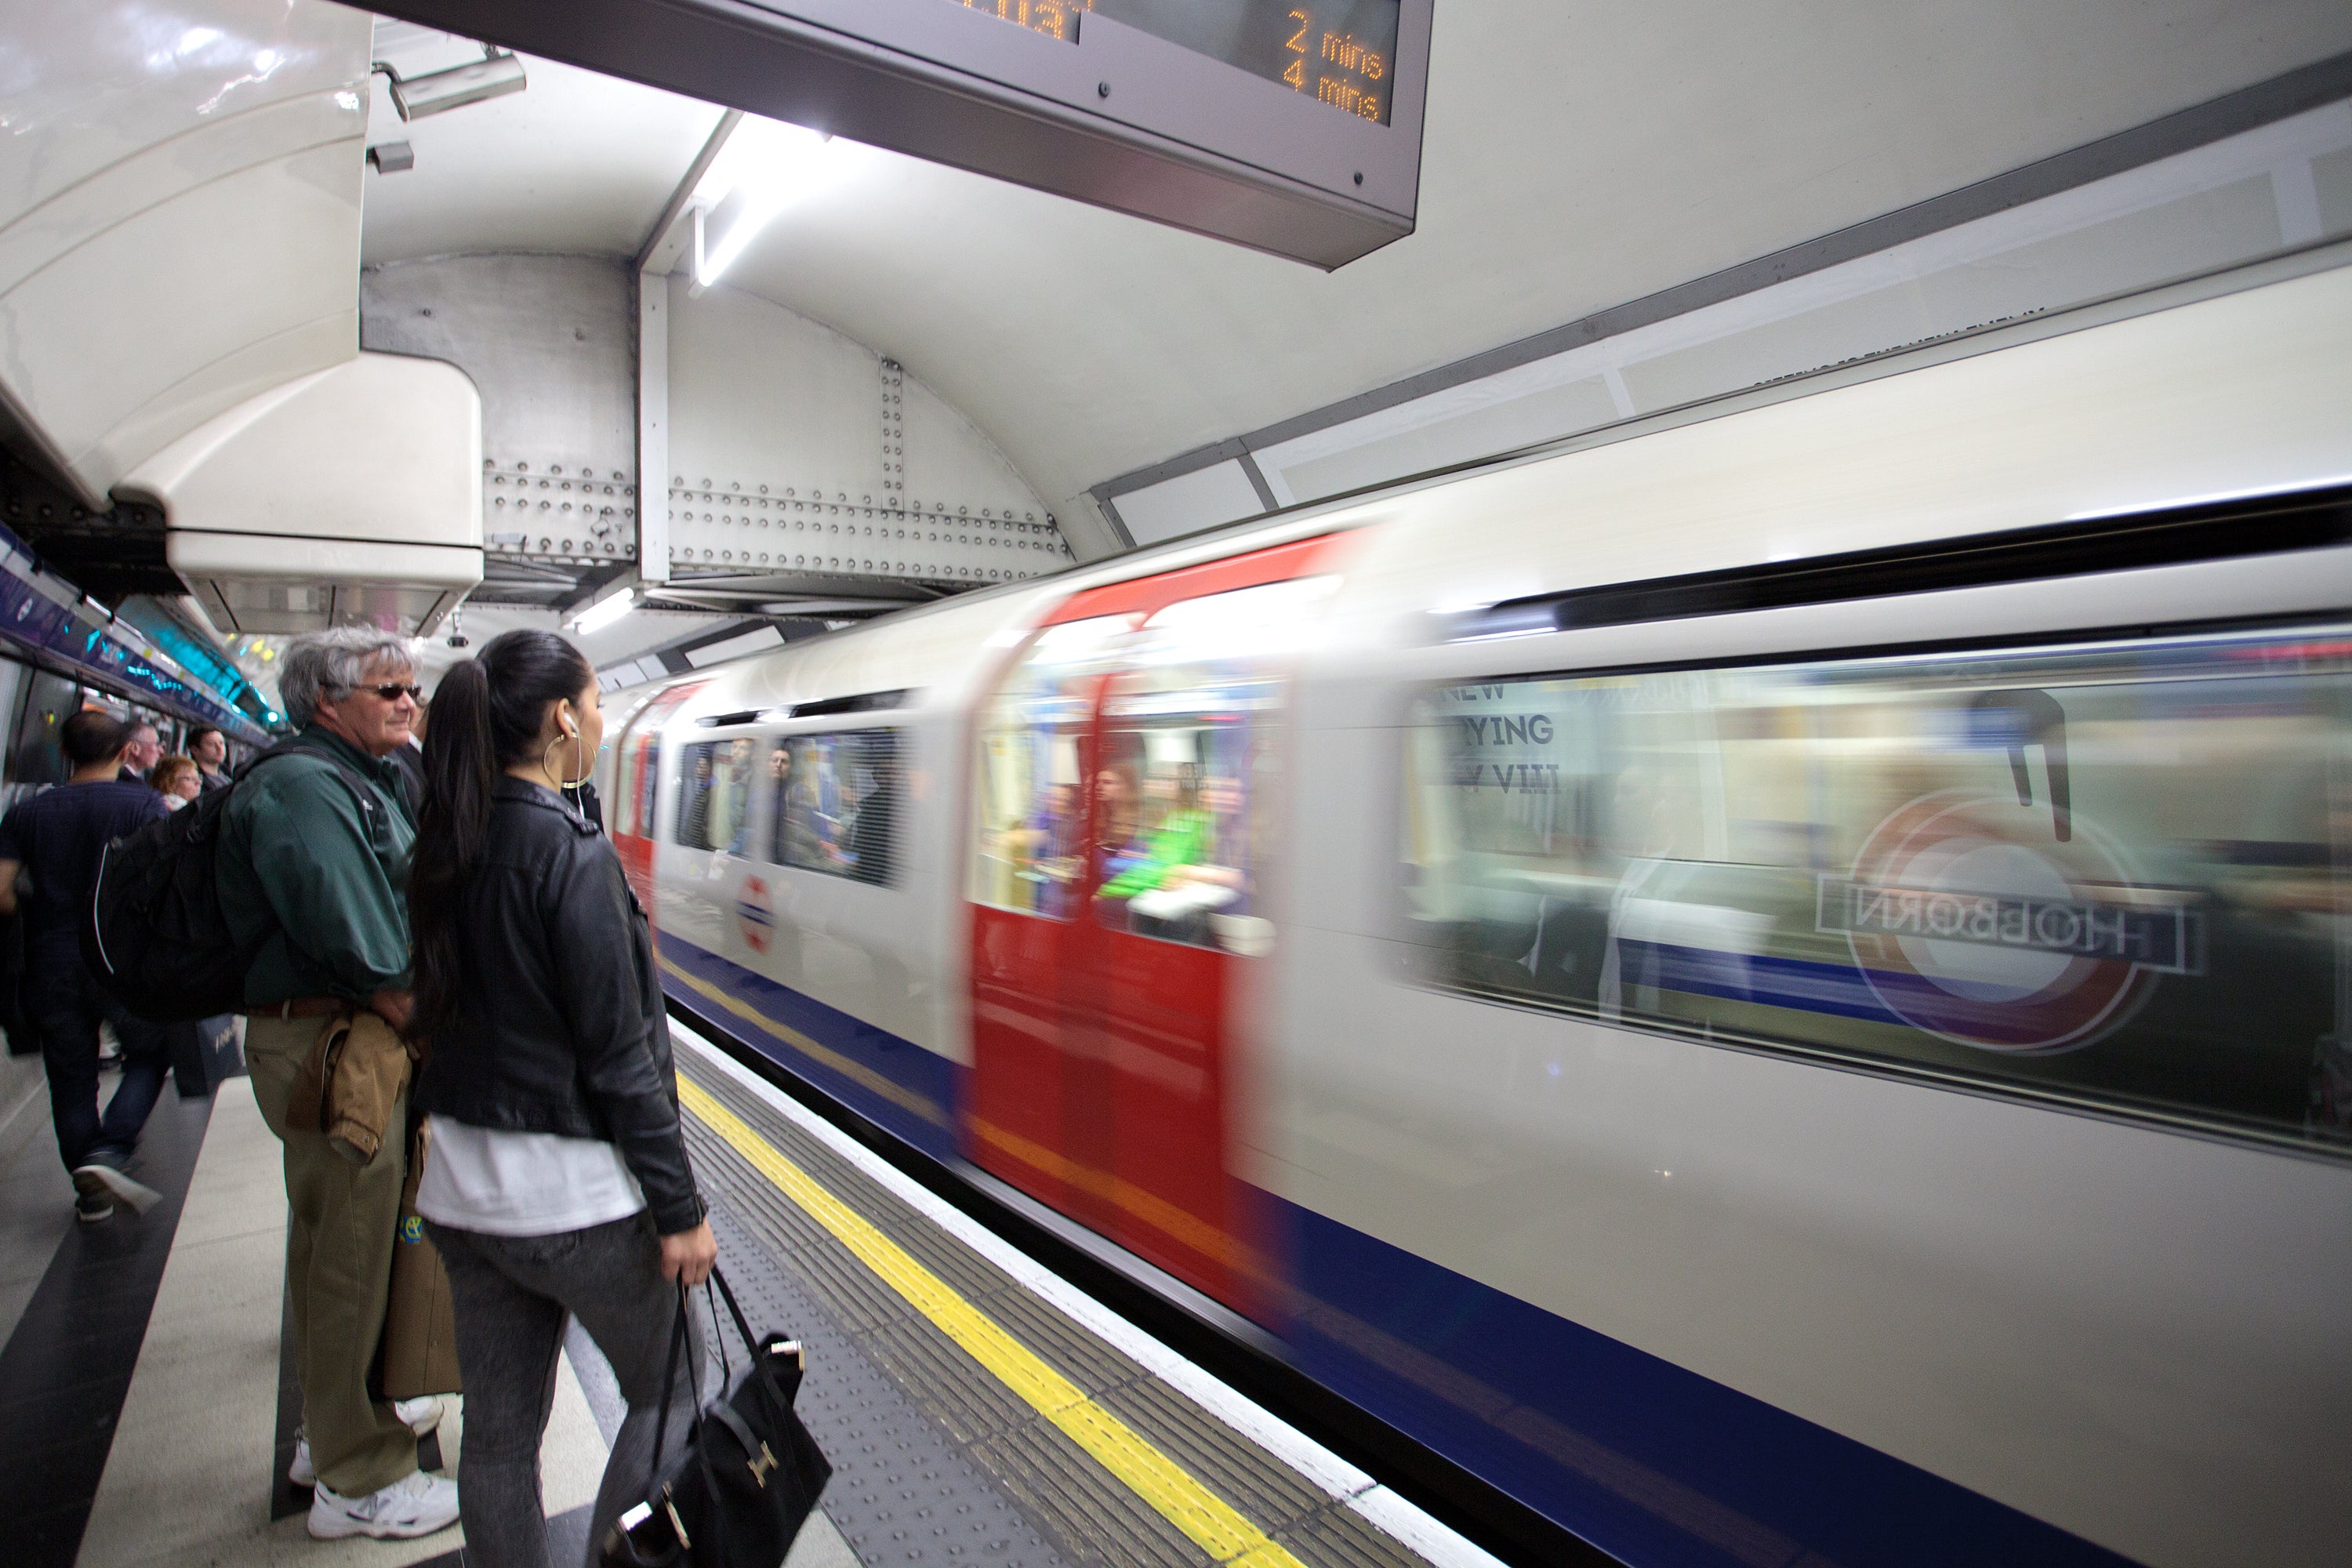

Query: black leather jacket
[416,779,703,1234]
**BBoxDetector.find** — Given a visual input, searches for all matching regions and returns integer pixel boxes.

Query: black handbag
[601,1267,832,1567]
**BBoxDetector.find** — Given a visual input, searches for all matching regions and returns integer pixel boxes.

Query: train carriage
[600,260,2352,1568]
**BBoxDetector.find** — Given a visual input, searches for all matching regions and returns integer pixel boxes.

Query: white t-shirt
[415,1116,647,1237]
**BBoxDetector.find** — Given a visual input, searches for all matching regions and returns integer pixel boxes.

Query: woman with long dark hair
[408,630,716,1566]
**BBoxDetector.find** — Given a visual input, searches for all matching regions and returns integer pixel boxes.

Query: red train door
[966,537,1341,1312]
[609,681,706,913]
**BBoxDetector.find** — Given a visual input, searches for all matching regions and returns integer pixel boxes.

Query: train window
[971,615,1138,918]
[766,729,900,885]
[1091,579,1330,953]
[623,731,659,837]
[616,682,705,839]
[673,737,757,853]
[1407,625,2352,1152]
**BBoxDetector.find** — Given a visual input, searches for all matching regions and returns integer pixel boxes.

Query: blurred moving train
[597,256,2352,1568]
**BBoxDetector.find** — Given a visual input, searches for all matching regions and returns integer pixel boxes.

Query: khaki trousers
[247,1014,419,1497]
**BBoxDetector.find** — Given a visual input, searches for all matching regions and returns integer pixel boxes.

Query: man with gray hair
[217,626,459,1541]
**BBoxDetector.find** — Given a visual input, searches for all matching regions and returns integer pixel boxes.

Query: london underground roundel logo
[1816,791,2198,1054]
[737,876,775,955]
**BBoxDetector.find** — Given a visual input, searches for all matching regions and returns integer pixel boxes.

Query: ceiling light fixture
[375,46,528,122]
[572,587,637,635]
[691,118,844,289]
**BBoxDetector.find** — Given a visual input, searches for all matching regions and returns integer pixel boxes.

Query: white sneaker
[307,1471,459,1540]
[292,1400,437,1487]
[71,1161,158,1216]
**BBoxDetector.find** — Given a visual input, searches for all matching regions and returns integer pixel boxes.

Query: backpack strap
[234,743,393,827]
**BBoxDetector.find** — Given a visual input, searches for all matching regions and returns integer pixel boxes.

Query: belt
[245,996,346,1021]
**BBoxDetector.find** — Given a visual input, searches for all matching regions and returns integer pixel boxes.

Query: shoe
[394,1396,441,1435]
[71,1156,158,1216]
[289,1436,314,1487]
[307,1471,459,1540]
[74,1189,114,1224]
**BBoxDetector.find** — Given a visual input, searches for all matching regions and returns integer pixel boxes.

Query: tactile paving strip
[680,1058,1429,1568]
[702,1199,1069,1568]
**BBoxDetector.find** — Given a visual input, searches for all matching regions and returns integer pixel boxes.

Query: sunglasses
[342,682,423,702]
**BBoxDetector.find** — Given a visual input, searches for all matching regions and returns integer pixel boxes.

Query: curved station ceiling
[361,5,2352,514]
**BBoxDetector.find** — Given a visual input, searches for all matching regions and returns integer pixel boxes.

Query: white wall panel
[663,278,1070,584]
[0,0,368,506]
[900,373,1054,526]
[363,255,639,563]
[1112,459,1266,546]
[119,350,484,635]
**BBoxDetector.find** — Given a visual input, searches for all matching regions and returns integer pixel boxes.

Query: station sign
[376,0,1430,267]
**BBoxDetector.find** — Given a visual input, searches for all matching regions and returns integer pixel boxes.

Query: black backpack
[82,744,390,1023]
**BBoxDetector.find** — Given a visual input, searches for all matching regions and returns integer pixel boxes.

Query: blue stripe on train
[659,930,2129,1566]
[1272,1192,2135,1568]
[1617,938,1909,1025]
[657,932,961,1161]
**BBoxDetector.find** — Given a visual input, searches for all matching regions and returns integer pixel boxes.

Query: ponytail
[408,630,593,1040]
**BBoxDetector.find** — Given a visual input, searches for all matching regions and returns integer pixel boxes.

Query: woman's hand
[659,1220,717,1287]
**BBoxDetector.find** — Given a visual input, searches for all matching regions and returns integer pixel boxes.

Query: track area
[670,1022,1501,1568]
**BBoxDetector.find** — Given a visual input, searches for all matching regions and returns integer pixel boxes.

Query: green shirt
[1099,808,1211,901]
[218,726,418,1005]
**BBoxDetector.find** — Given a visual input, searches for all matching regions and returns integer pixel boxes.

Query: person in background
[0,711,171,1220]
[409,629,713,1565]
[681,750,715,849]
[215,626,456,1541]
[149,755,201,810]
[188,725,232,792]
[119,720,162,786]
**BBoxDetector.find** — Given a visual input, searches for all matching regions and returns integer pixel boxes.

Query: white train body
[602,259,2352,1568]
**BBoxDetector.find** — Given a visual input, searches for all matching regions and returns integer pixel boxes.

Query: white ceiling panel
[360,20,722,265]
[354,3,2352,512]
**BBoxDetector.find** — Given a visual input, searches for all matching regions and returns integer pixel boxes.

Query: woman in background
[406,630,716,1566]
[148,755,201,810]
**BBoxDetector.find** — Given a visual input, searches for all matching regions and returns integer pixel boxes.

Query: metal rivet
[1098,82,1109,96]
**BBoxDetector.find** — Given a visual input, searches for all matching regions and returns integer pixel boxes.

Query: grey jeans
[429,1214,704,1568]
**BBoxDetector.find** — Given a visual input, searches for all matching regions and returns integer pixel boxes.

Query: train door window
[626,732,659,836]
[1093,578,1333,953]
[619,682,706,838]
[971,615,1138,918]
[1408,624,2352,1152]
[8,671,81,800]
[674,737,757,853]
[770,729,901,885]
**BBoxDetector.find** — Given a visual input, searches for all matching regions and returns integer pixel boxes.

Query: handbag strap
[707,1265,761,1362]
[646,1283,705,1479]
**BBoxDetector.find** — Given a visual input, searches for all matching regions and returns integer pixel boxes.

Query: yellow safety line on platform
[677,1073,1309,1568]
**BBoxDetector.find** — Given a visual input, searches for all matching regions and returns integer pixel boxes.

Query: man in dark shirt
[0,710,172,1221]
[189,725,232,793]
[117,720,161,786]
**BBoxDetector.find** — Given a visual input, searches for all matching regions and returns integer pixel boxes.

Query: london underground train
[597,258,2352,1568]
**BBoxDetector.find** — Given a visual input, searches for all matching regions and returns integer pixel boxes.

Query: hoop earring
[545,731,589,789]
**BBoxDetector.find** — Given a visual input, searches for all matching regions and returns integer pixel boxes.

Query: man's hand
[368,989,415,1032]
[660,1220,718,1287]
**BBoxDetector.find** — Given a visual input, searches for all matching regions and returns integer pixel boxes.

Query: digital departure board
[376,0,1429,268]
[943,0,1401,125]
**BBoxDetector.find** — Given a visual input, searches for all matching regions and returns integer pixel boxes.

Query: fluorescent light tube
[572,588,636,634]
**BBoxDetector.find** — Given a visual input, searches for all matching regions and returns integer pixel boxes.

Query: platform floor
[0,1025,1500,1568]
